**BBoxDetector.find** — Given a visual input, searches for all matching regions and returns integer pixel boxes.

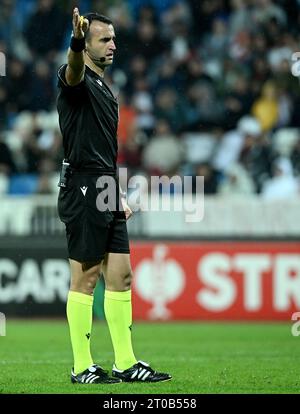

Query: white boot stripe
[89,375,99,383]
[86,374,96,383]
[138,368,146,379]
[142,371,151,381]
[131,369,139,379]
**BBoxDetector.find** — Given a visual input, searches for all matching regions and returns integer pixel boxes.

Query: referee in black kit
[56,7,171,384]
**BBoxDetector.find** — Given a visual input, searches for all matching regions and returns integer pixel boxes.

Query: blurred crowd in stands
[0,0,300,199]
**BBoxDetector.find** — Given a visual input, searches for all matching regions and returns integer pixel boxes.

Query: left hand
[121,197,133,220]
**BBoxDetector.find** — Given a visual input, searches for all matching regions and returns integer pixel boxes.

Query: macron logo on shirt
[80,186,88,196]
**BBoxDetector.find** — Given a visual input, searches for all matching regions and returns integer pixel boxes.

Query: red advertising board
[130,242,300,321]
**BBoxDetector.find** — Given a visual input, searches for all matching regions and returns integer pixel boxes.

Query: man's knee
[85,271,99,291]
[105,269,133,291]
[71,271,100,294]
[123,270,133,290]
[115,269,133,291]
[70,261,101,294]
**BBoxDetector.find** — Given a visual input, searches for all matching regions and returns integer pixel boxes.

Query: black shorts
[57,173,130,262]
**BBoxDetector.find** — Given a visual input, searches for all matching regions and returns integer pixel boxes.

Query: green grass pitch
[0,320,299,394]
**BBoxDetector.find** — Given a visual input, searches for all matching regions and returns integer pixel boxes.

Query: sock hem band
[104,289,131,301]
[68,291,94,306]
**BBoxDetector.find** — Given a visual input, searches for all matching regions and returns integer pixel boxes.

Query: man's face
[86,21,116,67]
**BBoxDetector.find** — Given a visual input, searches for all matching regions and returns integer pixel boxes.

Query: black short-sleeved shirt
[56,64,119,170]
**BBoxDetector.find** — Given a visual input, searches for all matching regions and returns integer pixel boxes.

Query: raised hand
[72,7,89,39]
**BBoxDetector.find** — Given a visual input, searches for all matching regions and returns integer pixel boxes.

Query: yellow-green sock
[104,289,137,370]
[66,291,94,375]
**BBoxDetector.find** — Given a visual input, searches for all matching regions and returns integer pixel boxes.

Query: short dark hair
[83,13,113,42]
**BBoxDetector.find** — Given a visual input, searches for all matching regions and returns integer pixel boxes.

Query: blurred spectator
[188,0,227,37]
[239,128,275,192]
[133,20,166,61]
[261,157,299,199]
[154,87,185,132]
[6,58,29,117]
[132,78,155,135]
[125,55,148,95]
[0,0,17,49]
[117,91,140,171]
[251,57,272,96]
[202,17,229,59]
[185,82,223,127]
[27,61,54,111]
[137,4,158,23]
[213,115,262,172]
[252,0,287,27]
[218,163,256,195]
[267,33,295,73]
[223,74,255,129]
[251,81,279,132]
[169,19,191,63]
[251,32,269,61]
[24,0,67,58]
[0,135,16,175]
[151,55,181,92]
[228,0,253,36]
[110,4,134,68]
[229,30,252,63]
[117,92,137,147]
[121,133,144,177]
[142,119,183,175]
[192,162,219,195]
[181,57,213,90]
[162,0,191,37]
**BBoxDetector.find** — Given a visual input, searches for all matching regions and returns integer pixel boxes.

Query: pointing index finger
[73,7,81,27]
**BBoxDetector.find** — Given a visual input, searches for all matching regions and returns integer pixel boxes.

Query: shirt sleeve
[57,64,86,90]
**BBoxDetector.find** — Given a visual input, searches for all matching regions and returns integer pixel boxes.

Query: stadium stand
[0,0,299,199]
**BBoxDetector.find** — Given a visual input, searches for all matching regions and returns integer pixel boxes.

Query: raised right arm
[65,7,89,86]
